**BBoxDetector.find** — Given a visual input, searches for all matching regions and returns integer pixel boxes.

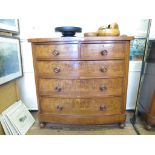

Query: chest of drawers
[28,37,133,128]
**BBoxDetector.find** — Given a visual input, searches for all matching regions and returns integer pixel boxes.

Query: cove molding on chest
[28,36,133,128]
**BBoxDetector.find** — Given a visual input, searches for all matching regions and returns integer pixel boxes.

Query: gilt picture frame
[0,19,19,34]
[0,36,23,85]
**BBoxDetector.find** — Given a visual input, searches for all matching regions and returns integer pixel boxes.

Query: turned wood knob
[52,50,60,56]
[99,105,107,111]
[100,50,108,56]
[100,66,108,72]
[55,86,62,92]
[53,67,61,73]
[57,105,63,111]
[100,85,107,91]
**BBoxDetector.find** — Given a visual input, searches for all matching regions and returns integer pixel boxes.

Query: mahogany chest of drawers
[28,36,133,128]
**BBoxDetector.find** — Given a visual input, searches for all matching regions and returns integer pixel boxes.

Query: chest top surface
[28,36,134,43]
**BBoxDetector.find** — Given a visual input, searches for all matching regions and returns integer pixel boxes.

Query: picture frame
[0,36,23,85]
[130,38,146,61]
[0,100,35,135]
[0,19,19,34]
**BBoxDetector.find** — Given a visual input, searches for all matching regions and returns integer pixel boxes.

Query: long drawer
[36,60,124,78]
[39,97,122,115]
[81,43,125,59]
[39,78,123,97]
[33,44,79,59]
[33,43,125,60]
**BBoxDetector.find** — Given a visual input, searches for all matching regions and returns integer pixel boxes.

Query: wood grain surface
[37,60,124,78]
[39,97,122,115]
[39,78,123,97]
[29,36,133,126]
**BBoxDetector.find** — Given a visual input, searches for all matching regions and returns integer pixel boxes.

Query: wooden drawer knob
[99,105,107,111]
[55,86,62,92]
[100,85,107,91]
[100,66,108,73]
[53,67,61,73]
[57,105,63,111]
[100,50,108,56]
[52,50,60,56]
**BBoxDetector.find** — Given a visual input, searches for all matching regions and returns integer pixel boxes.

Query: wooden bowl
[55,26,82,37]
[84,32,97,37]
[97,29,120,36]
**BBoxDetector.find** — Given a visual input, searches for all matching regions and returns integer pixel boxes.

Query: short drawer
[81,43,125,59]
[36,60,124,78]
[33,44,78,59]
[39,78,123,97]
[40,97,122,115]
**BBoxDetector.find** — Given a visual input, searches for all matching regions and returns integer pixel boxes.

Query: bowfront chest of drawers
[28,37,133,128]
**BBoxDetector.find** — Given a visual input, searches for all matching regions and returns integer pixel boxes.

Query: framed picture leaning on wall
[0,19,19,34]
[0,36,23,85]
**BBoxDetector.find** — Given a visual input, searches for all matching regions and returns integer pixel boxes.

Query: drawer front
[37,60,124,78]
[40,97,122,115]
[33,44,78,59]
[81,43,125,59]
[39,78,123,97]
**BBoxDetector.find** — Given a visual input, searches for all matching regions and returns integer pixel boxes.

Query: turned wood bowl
[55,26,82,37]
[84,32,97,37]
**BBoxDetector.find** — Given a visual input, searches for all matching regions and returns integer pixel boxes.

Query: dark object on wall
[146,40,155,62]
[55,26,82,37]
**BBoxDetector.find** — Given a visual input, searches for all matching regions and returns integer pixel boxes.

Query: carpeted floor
[27,111,138,135]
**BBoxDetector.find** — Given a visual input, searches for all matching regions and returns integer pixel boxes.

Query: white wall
[18,16,150,110]
[18,18,150,39]
[126,62,142,109]
[17,40,38,110]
